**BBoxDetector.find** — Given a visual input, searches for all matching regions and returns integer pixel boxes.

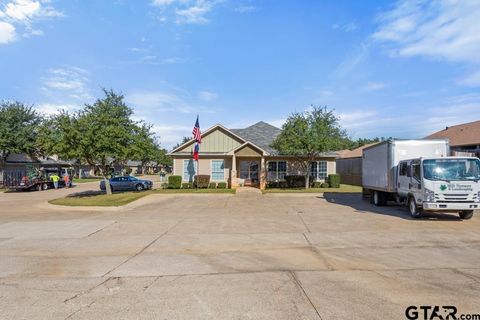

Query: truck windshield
[423,159,480,181]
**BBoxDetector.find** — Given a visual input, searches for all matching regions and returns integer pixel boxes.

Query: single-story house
[426,120,480,157]
[168,121,338,189]
[124,160,168,175]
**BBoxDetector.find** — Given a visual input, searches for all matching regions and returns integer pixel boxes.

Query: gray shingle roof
[230,121,282,155]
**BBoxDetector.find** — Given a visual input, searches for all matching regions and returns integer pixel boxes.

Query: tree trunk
[305,172,310,189]
[99,167,112,195]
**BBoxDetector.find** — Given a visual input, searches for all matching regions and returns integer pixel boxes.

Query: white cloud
[0,21,16,43]
[127,90,217,114]
[373,0,480,86]
[35,103,80,115]
[235,5,256,14]
[197,90,217,102]
[363,82,388,91]
[458,71,480,87]
[42,66,92,101]
[332,21,357,32]
[151,0,221,24]
[0,0,63,44]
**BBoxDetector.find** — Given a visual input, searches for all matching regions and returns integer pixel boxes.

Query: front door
[239,160,260,186]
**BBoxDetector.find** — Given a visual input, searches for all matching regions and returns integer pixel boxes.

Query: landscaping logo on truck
[440,184,447,191]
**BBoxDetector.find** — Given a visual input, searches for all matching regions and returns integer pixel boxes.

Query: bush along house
[168,121,338,189]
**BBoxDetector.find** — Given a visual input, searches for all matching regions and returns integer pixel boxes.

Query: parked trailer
[362,139,480,219]
[3,167,70,191]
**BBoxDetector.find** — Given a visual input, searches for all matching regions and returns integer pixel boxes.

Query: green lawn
[49,188,235,207]
[262,184,362,194]
[72,177,103,183]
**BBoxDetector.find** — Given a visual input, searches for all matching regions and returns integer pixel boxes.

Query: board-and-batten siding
[174,157,232,182]
[175,129,243,154]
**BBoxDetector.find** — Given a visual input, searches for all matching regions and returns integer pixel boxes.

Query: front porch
[230,143,267,189]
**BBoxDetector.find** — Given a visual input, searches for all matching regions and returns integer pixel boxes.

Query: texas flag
[192,115,201,161]
[193,142,200,161]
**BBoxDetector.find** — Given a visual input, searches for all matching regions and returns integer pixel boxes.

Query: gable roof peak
[245,121,281,130]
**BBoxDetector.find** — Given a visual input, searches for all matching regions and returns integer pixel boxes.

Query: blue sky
[1,0,480,149]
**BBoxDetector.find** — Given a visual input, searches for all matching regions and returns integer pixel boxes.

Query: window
[310,161,328,180]
[399,162,408,176]
[183,159,197,182]
[267,161,287,181]
[211,160,225,181]
[412,162,421,181]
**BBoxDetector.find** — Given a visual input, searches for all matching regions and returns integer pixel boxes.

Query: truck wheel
[459,210,474,220]
[136,184,144,191]
[42,183,49,190]
[372,191,386,206]
[408,197,422,219]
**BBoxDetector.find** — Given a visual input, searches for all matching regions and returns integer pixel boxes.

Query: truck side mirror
[407,166,412,177]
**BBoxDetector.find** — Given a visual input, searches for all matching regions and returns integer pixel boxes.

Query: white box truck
[362,139,480,219]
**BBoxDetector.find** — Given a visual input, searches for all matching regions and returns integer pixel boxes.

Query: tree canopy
[271,106,350,188]
[0,101,42,163]
[37,89,170,193]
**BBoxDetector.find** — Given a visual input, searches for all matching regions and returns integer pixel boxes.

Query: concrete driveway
[0,188,479,319]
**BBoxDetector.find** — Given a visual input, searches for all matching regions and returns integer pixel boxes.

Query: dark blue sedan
[100,176,153,192]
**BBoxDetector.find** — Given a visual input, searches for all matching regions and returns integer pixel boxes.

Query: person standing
[50,173,60,189]
[63,174,71,189]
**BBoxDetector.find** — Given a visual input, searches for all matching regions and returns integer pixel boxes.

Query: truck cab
[397,157,480,219]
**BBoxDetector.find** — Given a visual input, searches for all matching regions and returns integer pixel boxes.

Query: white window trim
[210,159,225,181]
[267,160,288,181]
[311,160,328,181]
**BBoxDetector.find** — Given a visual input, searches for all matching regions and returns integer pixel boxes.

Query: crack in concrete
[86,221,117,237]
[289,271,323,320]
[297,213,312,233]
[101,220,183,277]
[63,277,113,304]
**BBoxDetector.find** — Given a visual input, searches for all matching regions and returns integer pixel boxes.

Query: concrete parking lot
[1,184,479,319]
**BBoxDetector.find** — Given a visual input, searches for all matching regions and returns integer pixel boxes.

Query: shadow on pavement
[321,193,462,221]
[65,190,106,198]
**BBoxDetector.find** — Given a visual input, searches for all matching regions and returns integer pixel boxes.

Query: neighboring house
[426,120,480,157]
[335,143,379,186]
[168,121,338,189]
[124,161,166,175]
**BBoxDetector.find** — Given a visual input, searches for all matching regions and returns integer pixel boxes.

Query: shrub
[328,174,341,188]
[217,182,227,189]
[208,182,217,189]
[285,175,305,188]
[267,181,279,189]
[194,175,210,188]
[279,181,289,188]
[182,182,193,189]
[168,175,182,189]
[313,182,323,188]
[321,182,330,188]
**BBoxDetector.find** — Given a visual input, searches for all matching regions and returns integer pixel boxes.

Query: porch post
[231,154,238,188]
[260,156,266,190]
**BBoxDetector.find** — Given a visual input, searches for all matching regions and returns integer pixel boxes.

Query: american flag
[192,115,201,143]
[192,115,201,161]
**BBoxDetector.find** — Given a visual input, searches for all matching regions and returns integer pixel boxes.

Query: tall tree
[130,123,160,174]
[0,102,42,181]
[271,106,349,188]
[172,136,191,150]
[37,89,138,194]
